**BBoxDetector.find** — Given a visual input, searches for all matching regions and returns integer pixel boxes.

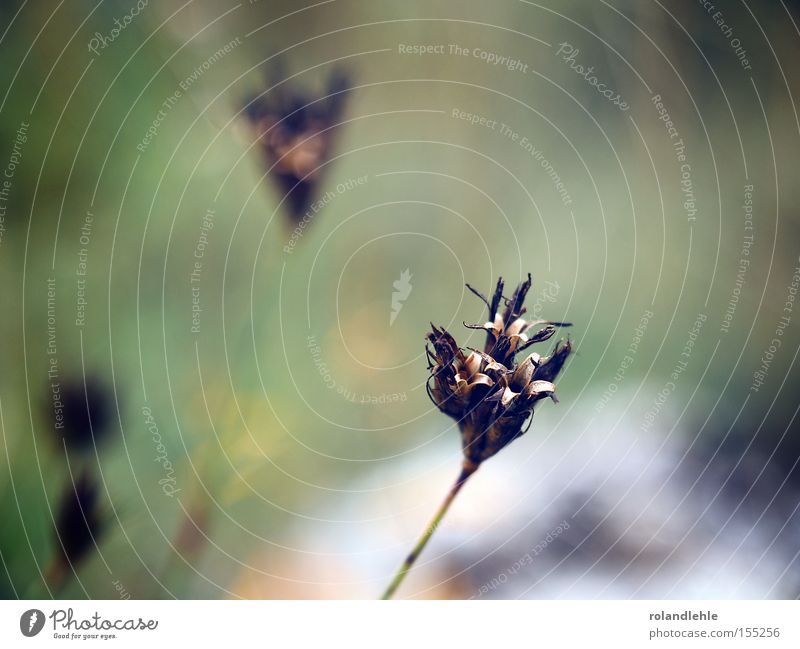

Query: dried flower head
[245,66,350,219]
[426,274,572,469]
[382,274,574,599]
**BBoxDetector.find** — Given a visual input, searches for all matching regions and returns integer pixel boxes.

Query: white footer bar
[1,600,797,647]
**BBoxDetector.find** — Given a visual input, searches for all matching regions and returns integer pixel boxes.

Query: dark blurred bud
[426,274,572,468]
[50,378,114,452]
[244,66,351,220]
[49,470,105,584]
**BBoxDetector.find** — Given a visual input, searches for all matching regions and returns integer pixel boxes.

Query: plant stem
[381,461,478,600]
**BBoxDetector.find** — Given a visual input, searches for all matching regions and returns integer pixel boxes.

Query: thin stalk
[381,461,478,600]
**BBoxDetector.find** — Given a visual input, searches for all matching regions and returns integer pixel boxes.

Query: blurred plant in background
[243,64,351,220]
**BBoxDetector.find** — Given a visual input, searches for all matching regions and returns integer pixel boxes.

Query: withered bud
[426,275,573,468]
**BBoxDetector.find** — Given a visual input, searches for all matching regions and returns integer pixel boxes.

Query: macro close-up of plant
[382,274,571,598]
[2,5,800,639]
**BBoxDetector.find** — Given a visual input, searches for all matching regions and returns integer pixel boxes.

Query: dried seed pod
[427,275,572,468]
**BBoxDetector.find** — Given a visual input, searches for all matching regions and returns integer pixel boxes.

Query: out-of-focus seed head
[244,66,351,220]
[51,470,105,577]
[426,275,573,468]
[49,379,114,452]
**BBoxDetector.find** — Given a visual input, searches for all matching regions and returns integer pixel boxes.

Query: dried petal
[533,339,573,383]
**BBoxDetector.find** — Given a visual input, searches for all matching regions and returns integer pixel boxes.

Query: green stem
[381,462,477,600]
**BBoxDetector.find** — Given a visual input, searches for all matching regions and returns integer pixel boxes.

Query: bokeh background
[1,0,799,599]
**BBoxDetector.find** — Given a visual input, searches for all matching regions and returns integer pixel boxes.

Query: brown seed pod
[426,275,573,467]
